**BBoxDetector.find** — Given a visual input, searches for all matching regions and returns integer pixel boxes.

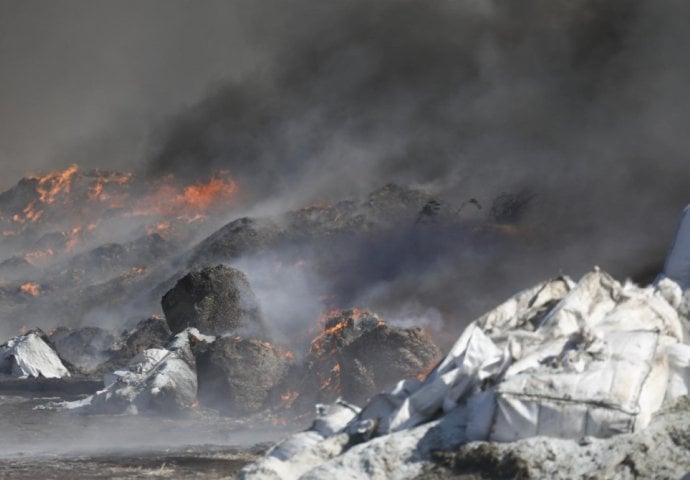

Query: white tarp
[63,328,210,414]
[0,332,70,379]
[382,269,685,441]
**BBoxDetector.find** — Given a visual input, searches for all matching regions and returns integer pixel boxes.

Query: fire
[32,164,79,205]
[23,248,55,264]
[319,362,342,393]
[127,172,238,221]
[87,170,132,202]
[179,174,237,212]
[280,390,300,410]
[63,226,83,252]
[271,417,288,426]
[19,282,41,297]
[308,309,385,397]
[146,221,172,236]
[416,359,441,381]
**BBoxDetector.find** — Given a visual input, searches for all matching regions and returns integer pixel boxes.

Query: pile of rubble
[0,263,441,421]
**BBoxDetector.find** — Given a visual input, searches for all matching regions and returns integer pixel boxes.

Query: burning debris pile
[3,263,439,420]
[0,164,246,335]
[5,161,690,478]
[239,266,690,478]
[304,309,440,405]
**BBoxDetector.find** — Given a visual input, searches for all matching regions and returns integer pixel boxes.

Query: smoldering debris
[162,265,265,337]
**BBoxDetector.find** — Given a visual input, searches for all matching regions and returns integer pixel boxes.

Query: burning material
[22,248,54,264]
[305,309,441,404]
[18,282,41,297]
[0,165,240,263]
[280,390,300,405]
[31,164,79,205]
[126,172,238,221]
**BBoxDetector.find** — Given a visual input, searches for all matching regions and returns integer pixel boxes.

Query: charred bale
[338,324,441,403]
[124,316,172,354]
[96,316,172,374]
[304,309,441,404]
[195,336,291,415]
[162,265,264,337]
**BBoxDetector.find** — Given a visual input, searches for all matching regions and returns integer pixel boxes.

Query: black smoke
[142,0,690,324]
[2,0,690,341]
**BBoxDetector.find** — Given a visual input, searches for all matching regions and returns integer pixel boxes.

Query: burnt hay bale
[162,265,264,337]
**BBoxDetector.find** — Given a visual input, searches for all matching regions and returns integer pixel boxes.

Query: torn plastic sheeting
[597,292,683,341]
[478,277,574,337]
[538,269,621,339]
[389,326,504,432]
[0,333,70,379]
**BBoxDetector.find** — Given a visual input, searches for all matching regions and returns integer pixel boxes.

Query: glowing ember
[319,362,342,393]
[280,390,300,409]
[127,172,238,220]
[416,359,441,381]
[19,282,41,297]
[23,248,55,264]
[63,226,83,252]
[87,170,132,202]
[32,164,79,205]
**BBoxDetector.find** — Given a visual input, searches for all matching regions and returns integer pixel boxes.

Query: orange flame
[87,171,132,202]
[23,248,55,264]
[416,359,442,381]
[63,226,83,252]
[281,390,300,402]
[127,172,238,221]
[19,282,41,297]
[32,164,79,205]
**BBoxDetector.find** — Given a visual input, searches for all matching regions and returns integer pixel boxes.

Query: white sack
[0,332,70,379]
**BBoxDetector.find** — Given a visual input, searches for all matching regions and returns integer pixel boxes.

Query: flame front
[33,164,79,205]
[19,282,41,297]
[1,164,241,259]
[127,172,238,221]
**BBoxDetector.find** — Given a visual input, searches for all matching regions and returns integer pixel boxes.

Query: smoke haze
[1,0,690,337]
